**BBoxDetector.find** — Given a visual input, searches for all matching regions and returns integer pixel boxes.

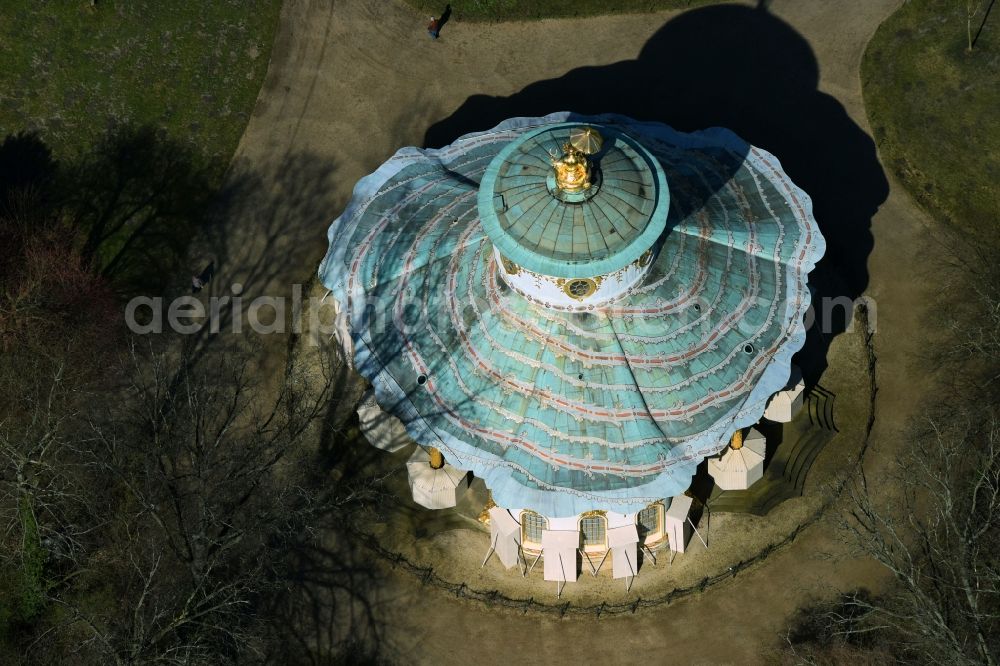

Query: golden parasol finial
[570,126,603,156]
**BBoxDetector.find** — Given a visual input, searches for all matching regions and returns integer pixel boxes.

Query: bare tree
[967,1,989,51]
[942,240,1000,397]
[66,342,334,664]
[793,413,1000,665]
[0,266,117,648]
[0,359,106,630]
[0,337,388,665]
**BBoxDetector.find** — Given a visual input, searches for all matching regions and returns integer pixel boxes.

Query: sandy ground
[211,0,941,662]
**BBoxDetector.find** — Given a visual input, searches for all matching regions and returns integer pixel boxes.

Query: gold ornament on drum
[557,277,600,301]
[500,255,520,276]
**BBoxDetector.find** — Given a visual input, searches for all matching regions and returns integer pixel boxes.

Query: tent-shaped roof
[318,112,825,517]
[406,447,469,509]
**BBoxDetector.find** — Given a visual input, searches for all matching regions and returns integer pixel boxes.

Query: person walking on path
[191,260,215,294]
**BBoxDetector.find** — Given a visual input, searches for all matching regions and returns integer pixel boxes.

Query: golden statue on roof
[552,143,591,191]
[551,126,603,192]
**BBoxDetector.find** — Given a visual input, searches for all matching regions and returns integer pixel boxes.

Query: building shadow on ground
[425,3,888,384]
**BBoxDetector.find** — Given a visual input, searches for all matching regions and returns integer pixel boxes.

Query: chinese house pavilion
[319,112,824,589]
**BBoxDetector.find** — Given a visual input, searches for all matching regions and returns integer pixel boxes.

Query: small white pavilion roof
[406,447,469,509]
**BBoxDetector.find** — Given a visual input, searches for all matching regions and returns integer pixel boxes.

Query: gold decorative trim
[499,255,520,276]
[477,492,497,524]
[557,277,600,301]
[637,249,653,267]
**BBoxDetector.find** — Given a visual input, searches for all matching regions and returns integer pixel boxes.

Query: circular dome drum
[478,123,670,310]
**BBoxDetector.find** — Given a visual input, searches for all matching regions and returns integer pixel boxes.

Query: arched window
[521,510,547,544]
[636,502,663,542]
[579,512,607,548]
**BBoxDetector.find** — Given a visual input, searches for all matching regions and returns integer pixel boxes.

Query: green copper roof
[478,123,669,278]
[318,113,826,517]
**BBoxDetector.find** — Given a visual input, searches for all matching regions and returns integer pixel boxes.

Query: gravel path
[218,0,938,662]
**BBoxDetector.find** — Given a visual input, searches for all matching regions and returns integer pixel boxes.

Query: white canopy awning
[608,524,639,581]
[485,507,523,570]
[541,529,580,585]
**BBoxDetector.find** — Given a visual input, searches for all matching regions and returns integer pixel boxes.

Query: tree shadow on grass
[0,126,219,296]
[66,126,217,292]
[0,131,58,219]
[425,3,888,384]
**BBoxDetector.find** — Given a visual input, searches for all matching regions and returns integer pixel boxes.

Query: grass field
[0,1,283,180]
[862,0,999,236]
[405,0,712,22]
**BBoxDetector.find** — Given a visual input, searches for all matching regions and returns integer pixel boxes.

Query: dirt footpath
[221,0,937,662]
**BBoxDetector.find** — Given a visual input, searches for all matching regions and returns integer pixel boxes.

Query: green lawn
[0,1,283,180]
[406,0,712,22]
[862,0,999,236]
